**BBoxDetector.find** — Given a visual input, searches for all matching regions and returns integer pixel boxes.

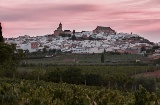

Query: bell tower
[57,22,62,31]
[54,22,63,36]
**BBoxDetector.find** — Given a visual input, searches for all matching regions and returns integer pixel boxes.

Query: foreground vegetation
[1,41,160,105]
[1,65,160,104]
[0,78,159,105]
[12,66,157,90]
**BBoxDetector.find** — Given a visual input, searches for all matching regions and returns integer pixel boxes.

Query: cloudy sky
[0,0,160,42]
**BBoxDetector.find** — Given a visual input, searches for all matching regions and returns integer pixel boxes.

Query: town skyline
[0,0,160,42]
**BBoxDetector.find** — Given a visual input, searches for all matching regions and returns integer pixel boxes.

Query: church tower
[0,22,4,42]
[57,22,62,31]
[54,22,63,36]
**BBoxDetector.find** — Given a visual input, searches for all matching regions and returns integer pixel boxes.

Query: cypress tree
[101,53,104,63]
[71,30,76,40]
[0,22,4,42]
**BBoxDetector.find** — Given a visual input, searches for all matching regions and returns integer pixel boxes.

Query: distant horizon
[0,0,160,42]
[1,22,159,43]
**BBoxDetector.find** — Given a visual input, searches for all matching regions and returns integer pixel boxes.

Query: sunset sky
[0,0,160,42]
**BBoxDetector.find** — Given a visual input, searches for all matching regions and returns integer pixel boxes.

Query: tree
[0,34,3,42]
[52,49,56,53]
[152,46,160,50]
[71,35,76,40]
[47,68,63,83]
[84,74,104,86]
[73,30,75,35]
[0,43,24,77]
[0,22,4,42]
[89,36,94,40]
[134,76,156,92]
[59,33,67,37]
[43,48,47,53]
[141,46,146,52]
[104,49,106,53]
[71,30,76,40]
[32,67,45,82]
[68,34,71,37]
[62,67,83,84]
[152,58,160,65]
[0,43,14,77]
[101,53,104,63]
[134,85,157,105]
[48,49,52,54]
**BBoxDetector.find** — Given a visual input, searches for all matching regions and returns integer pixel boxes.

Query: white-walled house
[5,40,16,44]
[16,41,39,53]
[104,47,114,52]
[89,47,103,53]
[72,47,89,53]
[16,44,29,50]
[72,47,103,54]
[5,32,155,55]
[155,48,160,53]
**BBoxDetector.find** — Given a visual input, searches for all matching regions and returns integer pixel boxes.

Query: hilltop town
[3,23,160,59]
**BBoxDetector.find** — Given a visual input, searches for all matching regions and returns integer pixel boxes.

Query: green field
[18,66,158,76]
[23,54,148,66]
